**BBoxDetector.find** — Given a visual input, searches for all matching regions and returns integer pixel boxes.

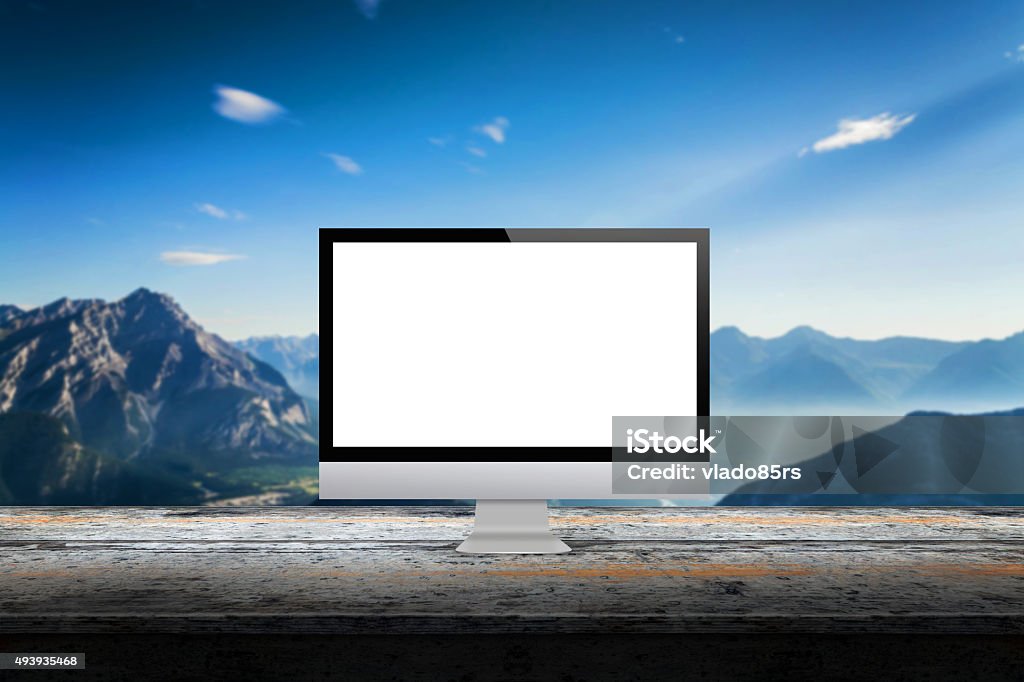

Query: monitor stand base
[456,499,571,554]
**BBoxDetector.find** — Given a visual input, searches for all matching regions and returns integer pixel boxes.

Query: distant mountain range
[0,289,318,504]
[234,325,1024,415]
[712,326,1024,414]
[236,334,319,399]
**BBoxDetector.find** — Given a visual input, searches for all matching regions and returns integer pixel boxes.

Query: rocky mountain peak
[0,289,315,461]
[113,287,197,343]
[0,304,24,326]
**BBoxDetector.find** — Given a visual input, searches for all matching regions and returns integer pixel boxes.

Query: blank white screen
[332,241,697,448]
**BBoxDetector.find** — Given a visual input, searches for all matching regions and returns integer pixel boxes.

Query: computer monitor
[320,227,709,553]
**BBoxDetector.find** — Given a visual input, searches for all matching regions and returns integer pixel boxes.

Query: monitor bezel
[318,227,709,463]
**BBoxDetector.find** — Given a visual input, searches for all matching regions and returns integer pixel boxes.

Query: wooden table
[2,507,1023,680]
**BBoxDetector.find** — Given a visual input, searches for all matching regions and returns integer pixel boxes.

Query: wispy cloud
[160,251,245,266]
[466,146,487,158]
[460,162,484,175]
[353,0,381,19]
[212,85,285,124]
[475,116,510,144]
[1005,44,1024,63]
[810,112,916,154]
[196,203,228,219]
[663,26,685,44]
[323,153,364,175]
[428,136,451,147]
[196,202,246,220]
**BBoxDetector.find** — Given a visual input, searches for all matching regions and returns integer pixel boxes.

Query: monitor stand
[456,499,572,554]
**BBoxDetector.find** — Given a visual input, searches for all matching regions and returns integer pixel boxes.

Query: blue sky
[2,0,1023,340]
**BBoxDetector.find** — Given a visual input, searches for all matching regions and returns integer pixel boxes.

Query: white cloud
[195,202,228,219]
[212,85,285,124]
[466,146,487,158]
[1006,44,1024,63]
[811,112,916,154]
[475,116,510,144]
[797,146,810,158]
[160,251,245,266]
[428,136,450,147]
[353,0,381,18]
[323,153,364,175]
[195,202,246,220]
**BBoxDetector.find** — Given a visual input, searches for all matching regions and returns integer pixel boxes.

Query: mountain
[0,412,203,505]
[710,326,769,395]
[2,297,103,337]
[0,304,24,327]
[718,408,1024,505]
[236,334,319,399]
[712,326,969,413]
[904,332,1024,412]
[0,288,316,462]
[731,346,875,409]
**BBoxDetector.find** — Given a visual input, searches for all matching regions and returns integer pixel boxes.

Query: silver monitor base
[456,499,571,554]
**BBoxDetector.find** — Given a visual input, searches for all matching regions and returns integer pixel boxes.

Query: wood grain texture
[1,507,1023,635]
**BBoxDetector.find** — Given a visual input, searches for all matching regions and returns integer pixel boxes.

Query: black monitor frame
[318,227,709,463]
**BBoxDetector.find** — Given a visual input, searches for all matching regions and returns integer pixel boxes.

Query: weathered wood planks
[1,507,1023,634]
